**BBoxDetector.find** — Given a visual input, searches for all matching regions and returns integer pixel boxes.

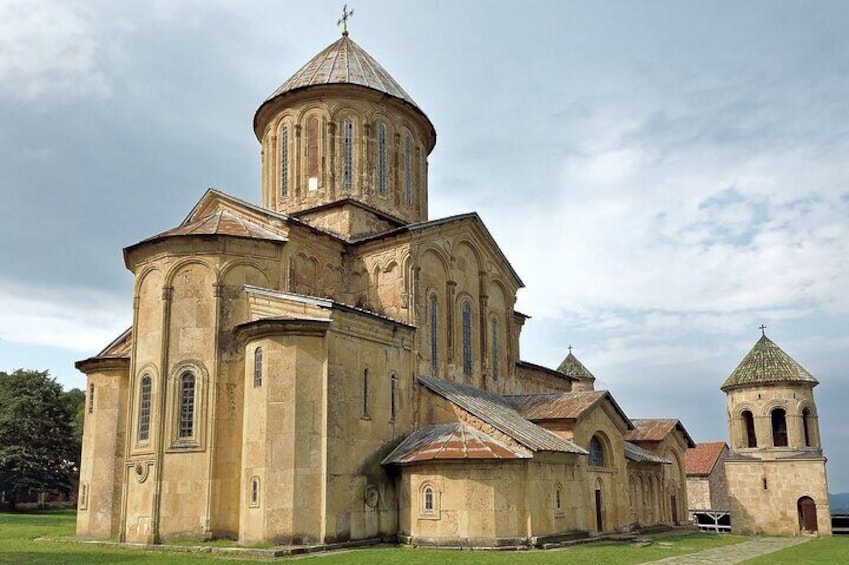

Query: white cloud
[0,0,109,100]
[0,281,129,352]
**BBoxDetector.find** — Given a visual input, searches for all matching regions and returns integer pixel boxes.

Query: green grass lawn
[0,509,748,565]
[742,535,849,564]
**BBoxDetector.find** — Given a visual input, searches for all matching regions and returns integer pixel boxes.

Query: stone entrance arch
[797,496,818,532]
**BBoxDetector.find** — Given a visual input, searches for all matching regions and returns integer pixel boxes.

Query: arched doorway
[595,486,603,532]
[798,496,818,532]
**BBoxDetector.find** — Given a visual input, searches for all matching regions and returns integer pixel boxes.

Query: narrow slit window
[307,116,319,191]
[556,487,562,510]
[88,384,95,414]
[343,117,354,192]
[491,318,499,382]
[280,125,289,197]
[250,476,260,507]
[404,135,413,205]
[377,122,388,196]
[390,374,397,421]
[253,347,263,388]
[179,372,195,439]
[362,369,369,418]
[138,375,152,442]
[430,294,439,372]
[424,486,434,512]
[462,302,472,377]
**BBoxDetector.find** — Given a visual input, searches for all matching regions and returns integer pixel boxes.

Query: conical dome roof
[721,335,818,392]
[264,34,420,110]
[557,351,596,382]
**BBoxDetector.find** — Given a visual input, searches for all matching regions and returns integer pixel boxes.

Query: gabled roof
[684,442,728,476]
[143,209,285,243]
[381,422,531,465]
[721,334,818,391]
[556,351,596,382]
[515,360,577,383]
[96,327,133,358]
[627,419,696,448]
[352,212,524,288]
[625,441,670,465]
[418,377,586,455]
[504,390,633,430]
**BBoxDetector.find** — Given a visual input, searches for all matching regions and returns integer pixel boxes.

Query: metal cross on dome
[760,324,767,336]
[338,4,354,35]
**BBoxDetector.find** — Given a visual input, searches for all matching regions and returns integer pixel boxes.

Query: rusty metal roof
[418,377,587,455]
[266,34,419,110]
[627,419,696,448]
[381,422,531,465]
[684,442,728,476]
[625,441,670,465]
[145,209,286,243]
[721,334,817,391]
[556,351,596,382]
[504,390,633,429]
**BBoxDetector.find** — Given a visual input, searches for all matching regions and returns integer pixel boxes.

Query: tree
[0,370,77,511]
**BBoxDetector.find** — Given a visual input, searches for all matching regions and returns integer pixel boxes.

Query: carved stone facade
[76,33,694,547]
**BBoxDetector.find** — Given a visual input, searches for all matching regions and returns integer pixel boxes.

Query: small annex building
[684,442,730,531]
[75,30,697,548]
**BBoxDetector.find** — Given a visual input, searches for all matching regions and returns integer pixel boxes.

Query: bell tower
[720,329,831,535]
[253,31,436,239]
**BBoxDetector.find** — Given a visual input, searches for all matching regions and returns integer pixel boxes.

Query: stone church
[75,30,701,547]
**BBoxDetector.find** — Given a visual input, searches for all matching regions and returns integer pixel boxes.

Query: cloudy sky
[1,1,847,491]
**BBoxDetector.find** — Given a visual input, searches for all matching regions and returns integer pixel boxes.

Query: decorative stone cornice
[233,317,331,343]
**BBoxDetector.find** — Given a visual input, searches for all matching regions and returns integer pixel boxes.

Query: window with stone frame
[249,476,260,508]
[377,122,388,196]
[461,302,473,377]
[404,135,413,205]
[88,383,94,413]
[307,116,319,191]
[253,347,263,388]
[742,410,757,448]
[771,407,788,447]
[178,372,196,439]
[342,117,354,192]
[491,318,499,382]
[390,373,397,422]
[362,368,370,418]
[280,125,289,197]
[138,374,152,442]
[589,435,605,467]
[430,293,439,372]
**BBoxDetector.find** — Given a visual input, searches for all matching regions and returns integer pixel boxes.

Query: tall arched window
[377,122,388,196]
[390,373,397,422]
[423,485,434,512]
[589,435,605,467]
[461,302,473,377]
[307,116,319,192]
[342,117,354,192]
[772,408,788,447]
[362,369,369,418]
[280,125,289,198]
[249,476,260,508]
[742,410,757,448]
[253,347,263,388]
[179,372,196,439]
[491,318,499,382]
[430,293,439,372]
[404,135,413,205]
[802,407,813,447]
[138,375,152,442]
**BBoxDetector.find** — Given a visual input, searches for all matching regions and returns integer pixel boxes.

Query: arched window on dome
[461,302,473,377]
[280,125,289,198]
[342,117,354,192]
[742,410,757,448]
[429,293,439,373]
[138,374,152,443]
[307,116,319,192]
[404,135,413,205]
[179,372,196,439]
[772,408,788,447]
[377,122,388,196]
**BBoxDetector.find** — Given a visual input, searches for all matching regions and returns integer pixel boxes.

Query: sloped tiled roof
[684,442,728,476]
[504,390,633,429]
[265,35,419,110]
[556,352,596,382]
[721,335,818,391]
[625,441,670,465]
[627,419,696,448]
[418,377,587,455]
[381,422,530,465]
[146,209,286,243]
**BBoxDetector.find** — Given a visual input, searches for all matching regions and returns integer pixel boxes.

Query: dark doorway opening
[671,495,678,525]
[798,496,818,532]
[595,488,603,532]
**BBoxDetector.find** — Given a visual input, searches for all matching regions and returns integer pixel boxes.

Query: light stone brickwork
[75,32,697,548]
